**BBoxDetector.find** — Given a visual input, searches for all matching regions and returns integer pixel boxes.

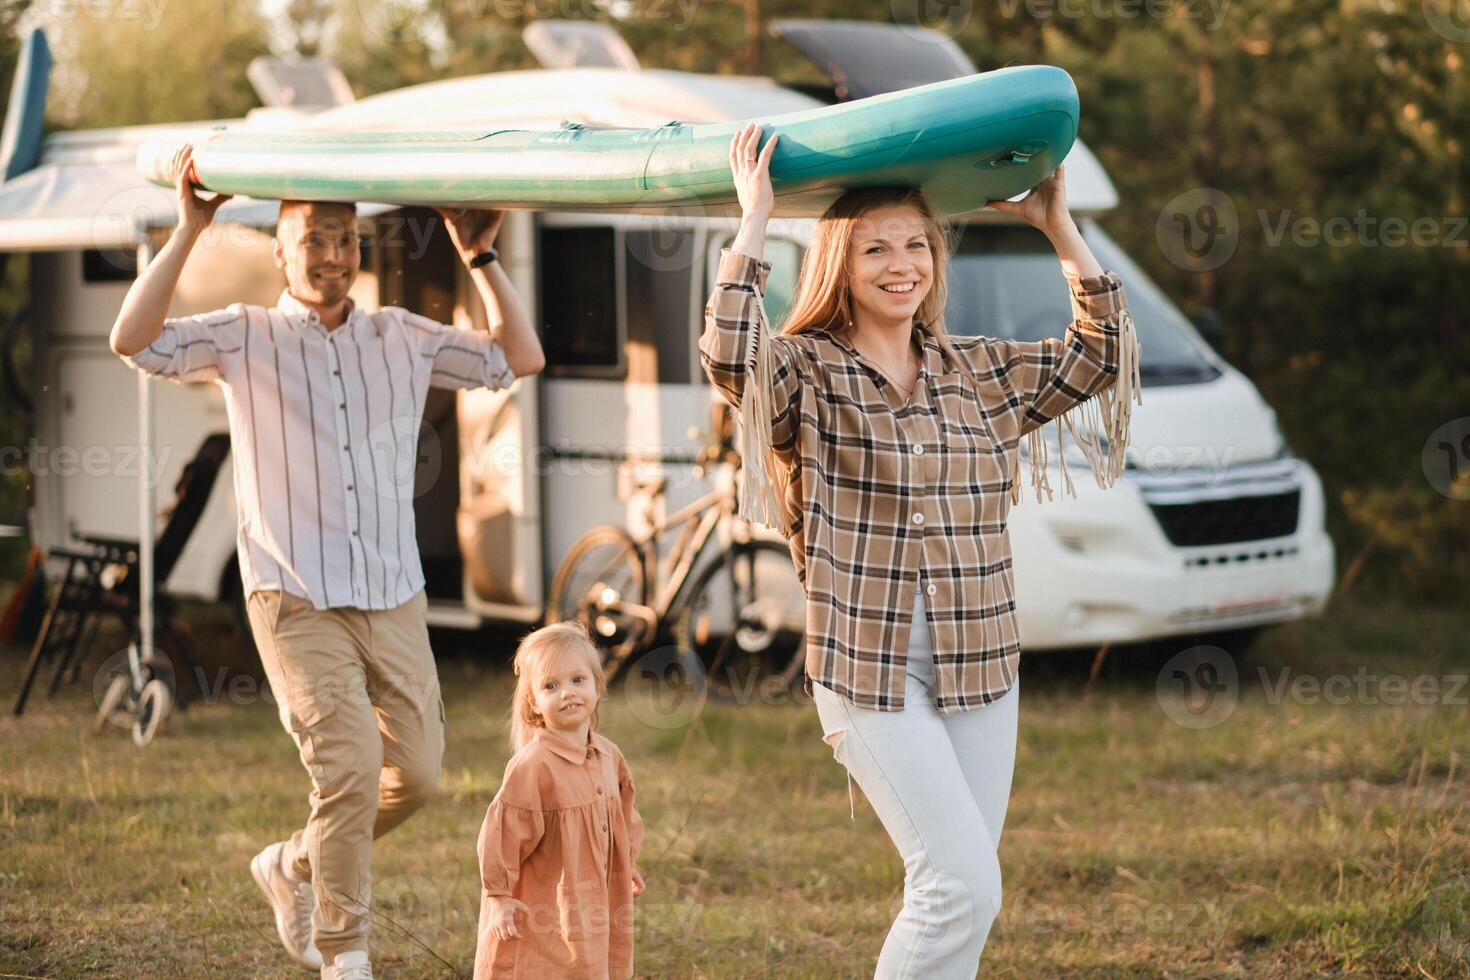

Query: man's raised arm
[110,143,232,358]
[435,207,545,378]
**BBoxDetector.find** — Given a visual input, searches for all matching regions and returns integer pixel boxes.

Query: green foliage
[38,0,269,127]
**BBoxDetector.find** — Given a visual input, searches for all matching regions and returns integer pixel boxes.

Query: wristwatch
[469,248,499,268]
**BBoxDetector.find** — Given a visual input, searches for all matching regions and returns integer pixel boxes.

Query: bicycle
[544,404,807,704]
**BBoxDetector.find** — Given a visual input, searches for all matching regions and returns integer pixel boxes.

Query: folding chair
[11,432,231,720]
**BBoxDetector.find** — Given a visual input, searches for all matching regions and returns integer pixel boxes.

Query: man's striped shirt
[121,289,518,611]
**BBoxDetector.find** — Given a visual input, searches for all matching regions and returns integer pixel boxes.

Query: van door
[426,211,545,623]
[535,213,714,595]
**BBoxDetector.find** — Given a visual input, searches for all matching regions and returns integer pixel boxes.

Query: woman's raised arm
[696,122,800,531]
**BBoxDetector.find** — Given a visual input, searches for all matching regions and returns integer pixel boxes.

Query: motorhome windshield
[943,224,1220,386]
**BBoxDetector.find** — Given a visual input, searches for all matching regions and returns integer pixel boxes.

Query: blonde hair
[733,185,1141,528]
[508,620,607,753]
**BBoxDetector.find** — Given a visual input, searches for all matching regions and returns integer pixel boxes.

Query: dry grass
[1,599,1467,978]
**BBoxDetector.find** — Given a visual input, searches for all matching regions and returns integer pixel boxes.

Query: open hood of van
[769,18,976,101]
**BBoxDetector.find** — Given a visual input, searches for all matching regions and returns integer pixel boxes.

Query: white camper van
[0,21,1331,670]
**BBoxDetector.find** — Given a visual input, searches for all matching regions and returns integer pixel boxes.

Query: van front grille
[1148,490,1301,547]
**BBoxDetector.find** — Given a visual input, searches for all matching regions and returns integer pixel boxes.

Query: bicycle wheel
[677,540,807,704]
[545,525,647,675]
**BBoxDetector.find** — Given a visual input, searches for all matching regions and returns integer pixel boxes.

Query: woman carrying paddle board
[700,122,1140,977]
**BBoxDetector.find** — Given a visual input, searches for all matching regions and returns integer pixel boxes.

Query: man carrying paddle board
[702,122,1139,977]
[110,144,545,980]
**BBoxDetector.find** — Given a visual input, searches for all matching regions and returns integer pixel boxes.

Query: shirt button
[596,786,603,795]
[912,512,924,525]
[339,402,346,410]
[345,484,353,491]
[913,444,925,455]
[927,583,937,596]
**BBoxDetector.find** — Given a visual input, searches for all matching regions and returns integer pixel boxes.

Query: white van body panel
[1007,456,1333,647]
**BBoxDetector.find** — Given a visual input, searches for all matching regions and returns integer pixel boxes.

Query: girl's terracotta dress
[474,727,644,979]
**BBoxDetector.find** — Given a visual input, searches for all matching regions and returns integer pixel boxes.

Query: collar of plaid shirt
[700,247,1141,714]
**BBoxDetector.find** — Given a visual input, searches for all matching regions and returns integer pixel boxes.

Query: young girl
[700,123,1139,976]
[473,621,645,979]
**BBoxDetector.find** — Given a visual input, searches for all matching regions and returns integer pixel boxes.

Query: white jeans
[811,584,1020,980]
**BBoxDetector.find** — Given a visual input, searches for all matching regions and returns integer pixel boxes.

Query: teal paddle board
[138,65,1078,218]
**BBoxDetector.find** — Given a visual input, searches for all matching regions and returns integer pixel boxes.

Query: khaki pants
[245,587,445,962]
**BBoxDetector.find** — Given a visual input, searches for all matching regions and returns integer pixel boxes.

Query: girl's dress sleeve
[477,760,547,898]
[615,748,644,868]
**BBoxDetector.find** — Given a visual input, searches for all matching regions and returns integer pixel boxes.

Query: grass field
[2,598,1467,979]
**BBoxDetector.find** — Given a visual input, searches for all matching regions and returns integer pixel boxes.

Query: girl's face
[530,650,597,734]
[846,204,934,328]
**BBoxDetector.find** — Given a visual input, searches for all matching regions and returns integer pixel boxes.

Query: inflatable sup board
[138,65,1079,218]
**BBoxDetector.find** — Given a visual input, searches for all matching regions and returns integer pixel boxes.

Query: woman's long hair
[507,620,606,754]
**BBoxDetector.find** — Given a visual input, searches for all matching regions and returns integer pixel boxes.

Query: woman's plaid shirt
[699,247,1131,713]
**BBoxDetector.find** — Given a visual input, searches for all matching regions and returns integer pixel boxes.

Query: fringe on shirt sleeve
[1012,303,1143,506]
[734,284,791,533]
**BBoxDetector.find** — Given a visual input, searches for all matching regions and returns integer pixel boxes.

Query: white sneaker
[322,949,373,980]
[250,841,322,970]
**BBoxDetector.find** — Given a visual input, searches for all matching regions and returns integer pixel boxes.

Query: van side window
[625,228,694,384]
[83,249,138,281]
[706,236,801,340]
[539,226,622,376]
